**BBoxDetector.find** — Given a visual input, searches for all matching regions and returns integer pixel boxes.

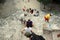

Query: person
[20,14,27,24]
[34,11,39,16]
[26,9,29,13]
[23,8,25,11]
[30,9,34,14]
[36,11,39,13]
[24,13,27,16]
[20,18,24,24]
[21,27,33,38]
[29,8,31,10]
[22,6,26,11]
[26,19,33,27]
[44,13,52,22]
[29,8,32,13]
[29,8,34,14]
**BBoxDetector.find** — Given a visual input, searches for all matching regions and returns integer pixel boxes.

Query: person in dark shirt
[30,9,34,14]
[26,19,33,27]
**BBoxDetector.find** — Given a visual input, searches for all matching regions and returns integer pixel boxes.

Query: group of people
[21,19,34,40]
[23,7,34,14]
[20,7,52,40]
[23,7,52,23]
[22,7,40,16]
[20,14,52,40]
[20,15,46,40]
[21,19,45,40]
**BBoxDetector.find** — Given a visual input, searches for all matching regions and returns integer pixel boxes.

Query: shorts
[24,32,32,38]
[44,17,49,21]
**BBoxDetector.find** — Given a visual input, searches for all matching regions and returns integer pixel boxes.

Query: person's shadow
[30,32,45,40]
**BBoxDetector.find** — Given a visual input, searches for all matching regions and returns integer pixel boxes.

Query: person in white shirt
[21,27,33,37]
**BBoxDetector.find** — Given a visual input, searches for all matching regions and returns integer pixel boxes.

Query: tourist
[44,13,52,22]
[26,9,29,13]
[34,11,39,16]
[30,9,34,14]
[26,19,33,27]
[20,14,27,24]
[21,27,33,38]
[22,6,26,11]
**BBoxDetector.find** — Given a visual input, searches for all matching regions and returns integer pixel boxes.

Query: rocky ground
[0,0,60,40]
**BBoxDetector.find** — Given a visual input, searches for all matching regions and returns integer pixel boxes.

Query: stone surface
[0,0,60,40]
